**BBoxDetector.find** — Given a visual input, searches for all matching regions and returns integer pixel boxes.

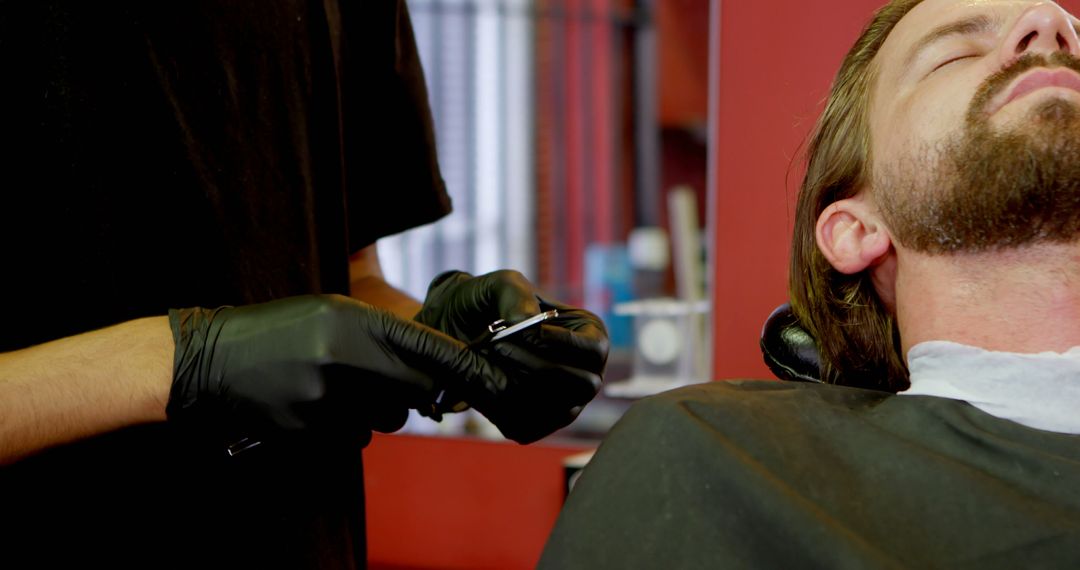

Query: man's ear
[815,196,892,275]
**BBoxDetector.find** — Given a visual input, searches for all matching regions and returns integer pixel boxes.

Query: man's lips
[987,68,1080,115]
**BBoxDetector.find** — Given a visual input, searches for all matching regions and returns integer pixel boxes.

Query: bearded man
[539,1,1080,567]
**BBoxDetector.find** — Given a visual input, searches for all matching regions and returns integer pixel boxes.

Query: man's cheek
[910,96,966,144]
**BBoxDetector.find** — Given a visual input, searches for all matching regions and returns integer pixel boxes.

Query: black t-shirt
[0,1,450,568]
[540,381,1080,569]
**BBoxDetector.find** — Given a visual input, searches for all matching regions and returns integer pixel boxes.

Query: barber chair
[759,303,824,384]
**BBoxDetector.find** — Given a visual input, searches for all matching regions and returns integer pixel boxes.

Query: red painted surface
[658,0,710,127]
[589,0,616,244]
[564,0,587,297]
[365,433,592,569]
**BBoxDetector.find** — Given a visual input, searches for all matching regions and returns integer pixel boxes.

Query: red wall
[658,0,710,127]
[710,0,909,379]
[365,434,591,569]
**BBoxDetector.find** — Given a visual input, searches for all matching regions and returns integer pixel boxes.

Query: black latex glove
[168,294,505,449]
[415,270,608,444]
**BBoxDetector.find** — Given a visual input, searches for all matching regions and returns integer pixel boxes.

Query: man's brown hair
[789,0,925,391]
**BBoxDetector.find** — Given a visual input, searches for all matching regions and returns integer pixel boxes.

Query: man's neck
[895,241,1080,358]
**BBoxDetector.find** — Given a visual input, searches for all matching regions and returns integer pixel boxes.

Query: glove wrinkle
[166,295,501,452]
[414,270,609,443]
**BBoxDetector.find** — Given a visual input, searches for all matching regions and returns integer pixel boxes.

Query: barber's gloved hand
[415,270,608,444]
[168,294,505,448]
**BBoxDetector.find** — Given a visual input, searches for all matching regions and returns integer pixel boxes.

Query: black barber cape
[540,381,1080,569]
[0,1,449,568]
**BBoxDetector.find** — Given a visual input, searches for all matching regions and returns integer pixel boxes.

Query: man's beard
[876,51,1080,254]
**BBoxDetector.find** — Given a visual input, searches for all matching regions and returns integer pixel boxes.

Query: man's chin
[986,97,1080,150]
[1031,96,1080,124]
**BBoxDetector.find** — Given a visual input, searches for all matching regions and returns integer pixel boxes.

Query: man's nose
[1000,2,1080,64]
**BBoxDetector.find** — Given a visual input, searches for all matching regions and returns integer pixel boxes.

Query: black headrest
[760,303,823,383]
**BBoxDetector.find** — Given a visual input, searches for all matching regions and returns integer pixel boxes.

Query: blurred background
[380,0,711,363]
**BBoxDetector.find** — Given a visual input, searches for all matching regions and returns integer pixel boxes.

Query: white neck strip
[900,340,1080,434]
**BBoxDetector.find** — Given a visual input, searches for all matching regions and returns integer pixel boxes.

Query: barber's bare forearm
[348,242,422,319]
[0,317,172,465]
[349,275,422,319]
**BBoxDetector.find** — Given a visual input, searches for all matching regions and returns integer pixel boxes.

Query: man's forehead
[878,0,1075,72]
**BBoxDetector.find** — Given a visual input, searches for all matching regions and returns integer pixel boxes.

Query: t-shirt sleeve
[336,0,452,252]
